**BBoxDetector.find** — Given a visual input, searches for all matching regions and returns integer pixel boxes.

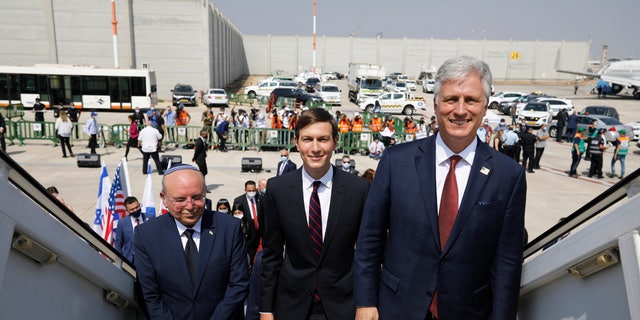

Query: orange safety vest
[406,121,417,134]
[352,119,363,132]
[176,110,189,125]
[271,114,282,129]
[289,115,297,130]
[370,117,382,132]
[387,119,395,131]
[338,119,351,133]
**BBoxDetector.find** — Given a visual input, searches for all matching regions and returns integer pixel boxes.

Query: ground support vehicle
[347,63,386,103]
[358,92,424,115]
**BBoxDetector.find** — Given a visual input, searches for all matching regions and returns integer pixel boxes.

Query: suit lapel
[321,167,344,262]
[415,137,441,249]
[195,211,216,296]
[443,141,494,255]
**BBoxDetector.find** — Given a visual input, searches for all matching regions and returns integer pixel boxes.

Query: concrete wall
[243,35,590,82]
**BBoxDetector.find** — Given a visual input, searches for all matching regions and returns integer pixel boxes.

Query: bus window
[83,76,109,95]
[70,76,82,103]
[0,74,8,101]
[120,77,131,102]
[7,74,19,102]
[38,75,50,102]
[20,74,38,93]
[131,77,146,96]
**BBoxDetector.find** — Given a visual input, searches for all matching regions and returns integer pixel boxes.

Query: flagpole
[121,157,131,197]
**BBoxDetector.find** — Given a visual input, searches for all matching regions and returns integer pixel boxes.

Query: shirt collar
[435,132,477,167]
[302,165,333,190]
[174,216,203,236]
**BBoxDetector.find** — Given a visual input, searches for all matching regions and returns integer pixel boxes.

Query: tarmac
[4,80,640,241]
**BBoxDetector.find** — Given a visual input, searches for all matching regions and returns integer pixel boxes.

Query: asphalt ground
[5,79,640,241]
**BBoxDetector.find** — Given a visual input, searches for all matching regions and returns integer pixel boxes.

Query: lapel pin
[209,230,213,235]
[480,167,490,175]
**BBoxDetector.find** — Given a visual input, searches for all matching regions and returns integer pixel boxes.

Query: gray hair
[433,56,493,104]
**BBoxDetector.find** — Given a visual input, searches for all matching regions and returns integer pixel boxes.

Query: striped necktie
[308,180,322,302]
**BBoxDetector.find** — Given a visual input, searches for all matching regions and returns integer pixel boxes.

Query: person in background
[494,118,507,132]
[55,110,74,158]
[85,112,99,154]
[492,128,504,152]
[46,186,73,212]
[233,180,262,265]
[361,168,375,183]
[565,109,578,142]
[520,126,537,173]
[216,198,231,213]
[138,120,164,175]
[132,106,145,126]
[339,154,359,175]
[193,129,208,178]
[124,114,142,160]
[588,128,607,179]
[114,196,149,263]
[0,112,6,152]
[165,105,176,145]
[368,135,385,160]
[534,123,550,169]
[354,56,526,320]
[66,103,81,140]
[556,108,568,142]
[276,148,296,176]
[175,104,191,142]
[156,109,166,152]
[610,129,629,179]
[33,98,46,136]
[569,127,586,178]
[215,116,230,152]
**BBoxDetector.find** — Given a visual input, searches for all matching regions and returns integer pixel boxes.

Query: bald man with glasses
[134,165,249,320]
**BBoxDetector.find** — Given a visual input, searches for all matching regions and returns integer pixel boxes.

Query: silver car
[549,114,632,140]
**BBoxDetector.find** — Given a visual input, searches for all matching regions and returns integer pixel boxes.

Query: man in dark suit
[276,148,296,176]
[260,108,370,320]
[354,56,526,320]
[233,180,262,265]
[114,196,150,262]
[134,165,249,319]
[193,129,208,177]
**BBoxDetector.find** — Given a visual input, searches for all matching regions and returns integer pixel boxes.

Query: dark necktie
[184,229,198,285]
[430,155,462,319]
[308,181,322,302]
[135,218,140,226]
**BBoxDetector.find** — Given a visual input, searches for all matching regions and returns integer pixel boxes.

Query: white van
[243,80,298,98]
[422,79,435,93]
[315,83,341,105]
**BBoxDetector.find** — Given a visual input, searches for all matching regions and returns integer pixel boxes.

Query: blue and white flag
[142,164,156,218]
[93,162,110,235]
[104,165,127,245]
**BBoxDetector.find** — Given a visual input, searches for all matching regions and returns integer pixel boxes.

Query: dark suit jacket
[193,137,207,175]
[134,211,250,320]
[233,194,261,264]
[114,214,150,262]
[354,135,526,320]
[260,167,370,319]
[276,159,296,176]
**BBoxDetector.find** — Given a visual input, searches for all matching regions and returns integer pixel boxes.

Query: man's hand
[356,307,379,320]
[260,313,275,320]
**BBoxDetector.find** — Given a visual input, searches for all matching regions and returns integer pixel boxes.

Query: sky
[212,0,639,61]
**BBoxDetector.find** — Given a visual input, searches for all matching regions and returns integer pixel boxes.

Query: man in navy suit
[260,108,369,320]
[134,165,249,319]
[276,148,296,176]
[354,56,526,320]
[114,196,149,262]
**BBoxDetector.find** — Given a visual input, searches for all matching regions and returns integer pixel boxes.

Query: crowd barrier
[2,111,429,152]
[0,105,26,120]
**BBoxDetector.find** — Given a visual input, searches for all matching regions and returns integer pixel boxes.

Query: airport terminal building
[1,0,590,100]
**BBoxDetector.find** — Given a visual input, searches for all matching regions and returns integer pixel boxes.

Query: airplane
[556,59,640,99]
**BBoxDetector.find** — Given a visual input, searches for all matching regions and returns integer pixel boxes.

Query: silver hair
[433,56,493,104]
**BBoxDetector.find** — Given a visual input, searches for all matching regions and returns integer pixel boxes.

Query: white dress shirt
[175,217,203,250]
[302,166,333,239]
[435,133,477,214]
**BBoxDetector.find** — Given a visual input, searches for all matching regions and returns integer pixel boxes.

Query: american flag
[104,165,126,244]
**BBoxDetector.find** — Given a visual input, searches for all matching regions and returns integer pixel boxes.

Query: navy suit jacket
[260,167,369,319]
[354,135,526,320]
[114,214,151,262]
[276,159,296,176]
[134,211,250,320]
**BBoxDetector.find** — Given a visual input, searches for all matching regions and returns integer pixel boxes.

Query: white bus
[0,64,157,111]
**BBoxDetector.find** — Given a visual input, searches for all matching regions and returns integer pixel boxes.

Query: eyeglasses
[167,195,206,207]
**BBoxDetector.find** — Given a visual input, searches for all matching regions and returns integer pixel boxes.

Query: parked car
[244,79,298,98]
[171,84,197,106]
[517,102,552,128]
[270,87,324,107]
[390,81,408,93]
[548,114,632,139]
[499,94,537,115]
[314,83,341,105]
[405,80,417,91]
[305,77,322,92]
[204,88,228,107]
[488,91,524,109]
[625,120,640,141]
[580,106,620,121]
[422,79,435,93]
[534,97,573,118]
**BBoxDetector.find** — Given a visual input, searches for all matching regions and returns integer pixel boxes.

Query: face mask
[234,213,243,219]
[130,209,142,218]
[219,209,229,214]
[281,156,287,162]
[342,162,350,169]
[261,188,266,195]
[247,191,257,198]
